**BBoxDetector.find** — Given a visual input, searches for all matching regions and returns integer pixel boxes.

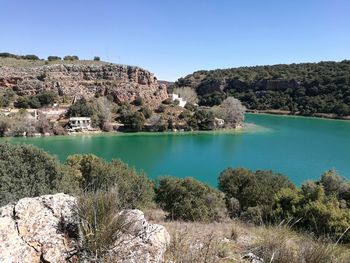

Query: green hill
[175,60,350,117]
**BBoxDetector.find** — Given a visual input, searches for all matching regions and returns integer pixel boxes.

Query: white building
[170,93,187,108]
[68,117,92,131]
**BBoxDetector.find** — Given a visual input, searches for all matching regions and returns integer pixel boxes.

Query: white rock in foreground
[0,193,170,263]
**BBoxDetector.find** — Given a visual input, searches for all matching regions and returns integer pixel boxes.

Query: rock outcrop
[0,194,170,263]
[0,193,79,263]
[0,64,168,105]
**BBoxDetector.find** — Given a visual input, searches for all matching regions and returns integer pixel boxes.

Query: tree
[36,90,57,106]
[47,56,62,61]
[173,87,198,104]
[156,176,227,222]
[91,97,114,130]
[219,97,246,127]
[93,56,101,61]
[64,55,79,61]
[189,109,215,130]
[67,98,93,117]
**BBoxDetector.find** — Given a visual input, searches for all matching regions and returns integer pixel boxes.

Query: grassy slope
[146,209,350,263]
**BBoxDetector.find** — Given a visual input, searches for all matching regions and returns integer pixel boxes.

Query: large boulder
[0,193,79,263]
[112,210,171,262]
[0,194,170,263]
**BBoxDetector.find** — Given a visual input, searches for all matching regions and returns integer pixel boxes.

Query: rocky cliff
[0,194,170,263]
[0,63,168,105]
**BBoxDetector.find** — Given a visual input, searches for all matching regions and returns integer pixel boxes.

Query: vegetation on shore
[174,60,350,117]
[0,143,349,261]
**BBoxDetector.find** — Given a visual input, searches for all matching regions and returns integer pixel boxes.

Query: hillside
[0,57,168,105]
[175,60,350,117]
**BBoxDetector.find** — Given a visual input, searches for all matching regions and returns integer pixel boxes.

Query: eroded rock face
[0,64,168,105]
[0,194,170,263]
[0,193,79,263]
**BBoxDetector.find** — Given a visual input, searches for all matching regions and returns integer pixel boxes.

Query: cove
[2,113,350,186]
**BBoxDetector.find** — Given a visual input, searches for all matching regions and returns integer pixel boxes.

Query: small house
[68,117,92,131]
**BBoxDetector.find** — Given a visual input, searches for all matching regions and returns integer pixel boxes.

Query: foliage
[63,55,79,61]
[47,56,62,61]
[117,106,145,132]
[90,97,114,130]
[67,97,93,117]
[218,96,246,127]
[0,143,65,205]
[176,60,350,116]
[133,96,144,106]
[0,89,15,107]
[172,86,199,104]
[218,168,294,220]
[78,190,121,260]
[93,56,101,61]
[156,176,227,222]
[188,109,215,130]
[65,154,154,209]
[14,91,57,109]
[272,170,350,243]
[139,106,152,119]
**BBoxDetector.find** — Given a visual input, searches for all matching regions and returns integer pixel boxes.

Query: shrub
[78,190,121,260]
[0,143,65,205]
[139,106,152,119]
[67,98,93,117]
[156,176,227,222]
[21,54,40,60]
[93,56,101,61]
[65,154,154,209]
[133,96,144,106]
[47,56,62,61]
[218,168,293,220]
[63,55,79,61]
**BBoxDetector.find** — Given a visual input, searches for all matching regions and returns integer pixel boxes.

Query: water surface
[2,113,350,186]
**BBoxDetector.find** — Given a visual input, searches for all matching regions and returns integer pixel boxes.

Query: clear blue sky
[1,0,349,80]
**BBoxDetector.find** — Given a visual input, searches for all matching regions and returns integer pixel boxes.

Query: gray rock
[0,194,170,263]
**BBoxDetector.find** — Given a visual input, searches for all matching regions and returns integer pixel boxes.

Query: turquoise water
[2,113,350,186]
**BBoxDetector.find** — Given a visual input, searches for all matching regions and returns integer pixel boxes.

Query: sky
[1,0,350,81]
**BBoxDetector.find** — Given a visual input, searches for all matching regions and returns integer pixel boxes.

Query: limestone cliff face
[0,64,168,105]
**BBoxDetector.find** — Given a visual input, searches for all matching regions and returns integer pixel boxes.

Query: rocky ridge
[0,194,170,263]
[0,63,168,105]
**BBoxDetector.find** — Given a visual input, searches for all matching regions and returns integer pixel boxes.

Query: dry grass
[251,225,350,263]
[146,209,350,263]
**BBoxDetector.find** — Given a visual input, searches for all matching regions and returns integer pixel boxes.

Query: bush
[21,54,40,60]
[156,176,227,222]
[93,56,101,61]
[63,55,79,61]
[78,190,121,260]
[218,168,294,221]
[67,98,93,117]
[0,143,65,205]
[65,154,154,209]
[139,106,152,119]
[133,96,144,106]
[47,56,61,61]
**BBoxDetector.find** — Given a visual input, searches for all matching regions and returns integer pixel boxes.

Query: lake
[2,113,350,186]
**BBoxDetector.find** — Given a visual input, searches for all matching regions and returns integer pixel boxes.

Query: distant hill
[175,60,350,117]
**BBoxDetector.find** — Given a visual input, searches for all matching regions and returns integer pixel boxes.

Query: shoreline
[246,109,350,121]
